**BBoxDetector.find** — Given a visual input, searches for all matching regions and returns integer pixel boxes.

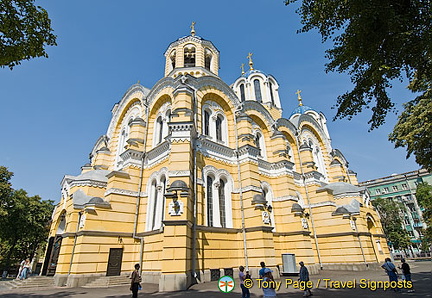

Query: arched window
[219,179,226,228]
[204,110,210,135]
[184,45,196,67]
[240,84,245,101]
[151,180,159,230]
[255,132,266,158]
[215,115,223,141]
[205,48,212,70]
[170,50,176,69]
[115,126,128,168]
[156,116,163,144]
[207,176,213,226]
[269,81,275,105]
[254,79,262,102]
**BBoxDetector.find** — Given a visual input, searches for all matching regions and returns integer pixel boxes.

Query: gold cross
[241,63,245,75]
[190,21,196,36]
[247,52,254,70]
[296,90,303,106]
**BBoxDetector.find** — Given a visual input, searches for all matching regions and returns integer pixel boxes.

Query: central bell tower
[164,23,220,78]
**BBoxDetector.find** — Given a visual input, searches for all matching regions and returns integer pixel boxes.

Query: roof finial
[190,21,196,36]
[296,89,303,106]
[241,63,245,75]
[137,80,140,84]
[247,52,254,70]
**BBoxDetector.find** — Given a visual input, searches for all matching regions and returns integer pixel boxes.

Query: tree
[0,167,54,274]
[284,0,432,169]
[0,0,57,69]
[372,198,411,251]
[415,182,432,250]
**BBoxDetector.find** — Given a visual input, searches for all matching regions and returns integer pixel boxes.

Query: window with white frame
[254,79,262,102]
[375,189,381,195]
[153,105,171,147]
[254,130,266,159]
[146,174,167,231]
[392,185,398,192]
[202,101,228,145]
[204,169,233,228]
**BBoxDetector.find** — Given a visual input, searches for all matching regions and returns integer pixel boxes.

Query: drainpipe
[68,211,82,277]
[181,78,198,282]
[295,132,323,269]
[132,101,149,275]
[234,105,248,270]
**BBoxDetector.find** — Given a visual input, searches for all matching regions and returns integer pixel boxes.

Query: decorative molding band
[62,230,134,238]
[232,185,262,194]
[273,195,298,202]
[146,141,170,165]
[106,171,131,179]
[168,170,191,177]
[196,225,241,233]
[307,201,337,208]
[316,231,372,238]
[69,180,107,189]
[136,229,164,237]
[244,226,274,233]
[162,220,193,228]
[105,188,144,198]
[273,230,311,237]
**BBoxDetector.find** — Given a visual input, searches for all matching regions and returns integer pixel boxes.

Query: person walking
[130,263,141,298]
[398,258,415,292]
[239,266,250,298]
[381,257,400,291]
[259,261,267,278]
[299,261,312,297]
[262,268,277,297]
[16,259,25,280]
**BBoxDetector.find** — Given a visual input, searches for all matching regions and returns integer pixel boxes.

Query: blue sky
[0,0,418,202]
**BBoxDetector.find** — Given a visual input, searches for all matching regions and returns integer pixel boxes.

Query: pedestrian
[299,261,312,297]
[259,261,267,278]
[16,259,25,280]
[262,268,277,297]
[381,257,400,291]
[130,263,141,298]
[20,259,31,280]
[398,258,415,292]
[239,266,250,298]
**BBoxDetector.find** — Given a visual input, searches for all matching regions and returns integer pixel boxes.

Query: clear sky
[0,0,419,203]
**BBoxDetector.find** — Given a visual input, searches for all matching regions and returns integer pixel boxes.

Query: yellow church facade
[43,28,389,291]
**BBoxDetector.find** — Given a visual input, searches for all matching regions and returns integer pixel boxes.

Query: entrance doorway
[106,248,123,276]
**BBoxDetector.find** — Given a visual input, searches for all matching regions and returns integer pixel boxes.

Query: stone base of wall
[320,263,382,271]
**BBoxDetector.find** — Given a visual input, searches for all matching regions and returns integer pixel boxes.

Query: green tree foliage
[0,166,54,272]
[284,0,432,169]
[0,0,56,69]
[415,182,432,248]
[372,197,411,250]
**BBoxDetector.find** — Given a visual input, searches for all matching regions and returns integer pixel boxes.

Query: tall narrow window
[219,179,226,228]
[216,115,223,141]
[254,79,262,102]
[269,82,275,105]
[207,176,213,226]
[204,110,210,135]
[205,48,212,70]
[240,84,245,101]
[255,133,261,155]
[184,45,196,67]
[170,50,176,69]
[156,116,163,144]
[150,180,158,230]
[160,176,167,225]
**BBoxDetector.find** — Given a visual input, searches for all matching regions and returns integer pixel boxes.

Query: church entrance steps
[82,275,131,288]
[2,276,55,290]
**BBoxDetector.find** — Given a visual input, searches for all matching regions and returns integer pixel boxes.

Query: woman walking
[130,263,141,298]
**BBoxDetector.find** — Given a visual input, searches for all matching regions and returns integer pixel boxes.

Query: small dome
[168,180,189,191]
[242,69,268,78]
[88,197,104,204]
[289,105,317,118]
[291,203,304,213]
[252,194,267,205]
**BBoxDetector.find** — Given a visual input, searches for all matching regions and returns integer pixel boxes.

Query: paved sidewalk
[0,260,430,297]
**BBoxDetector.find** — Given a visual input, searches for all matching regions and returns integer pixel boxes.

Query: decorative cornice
[68,180,107,189]
[196,225,241,233]
[105,188,143,198]
[162,220,193,228]
[273,195,298,202]
[168,170,191,177]
[232,185,262,194]
[106,171,130,179]
[316,231,372,238]
[244,226,274,233]
[273,230,311,236]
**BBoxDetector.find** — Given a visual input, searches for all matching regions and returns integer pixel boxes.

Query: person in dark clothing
[259,262,267,278]
[130,263,141,298]
[299,261,312,297]
[398,258,415,292]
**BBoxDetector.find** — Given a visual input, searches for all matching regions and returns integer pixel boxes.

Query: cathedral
[43,25,389,291]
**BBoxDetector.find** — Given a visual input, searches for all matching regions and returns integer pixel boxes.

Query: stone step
[83,275,131,288]
[1,276,55,290]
